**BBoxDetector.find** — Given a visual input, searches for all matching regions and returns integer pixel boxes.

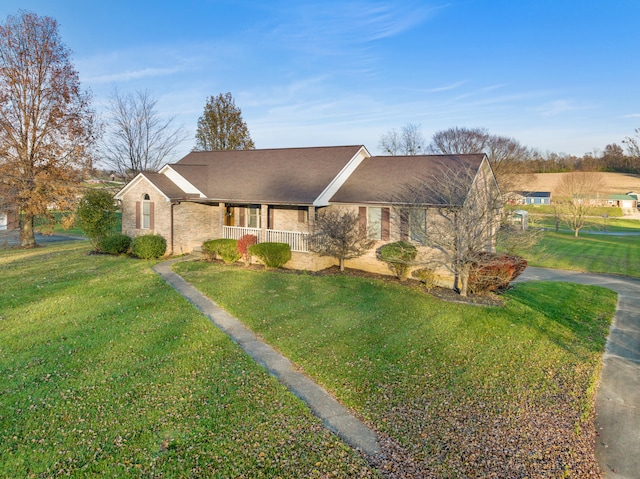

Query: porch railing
[222,226,262,242]
[222,226,310,252]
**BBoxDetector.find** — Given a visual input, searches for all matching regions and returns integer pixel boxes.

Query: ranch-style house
[114,145,500,278]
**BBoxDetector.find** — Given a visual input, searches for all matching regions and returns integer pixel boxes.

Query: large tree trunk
[339,257,345,272]
[20,214,36,248]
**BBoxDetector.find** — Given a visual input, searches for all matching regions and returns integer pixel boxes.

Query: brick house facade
[115,146,500,280]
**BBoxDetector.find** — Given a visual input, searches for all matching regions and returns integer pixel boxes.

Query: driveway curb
[153,258,381,456]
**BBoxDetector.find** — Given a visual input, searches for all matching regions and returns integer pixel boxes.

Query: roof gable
[114,172,188,201]
[171,145,368,204]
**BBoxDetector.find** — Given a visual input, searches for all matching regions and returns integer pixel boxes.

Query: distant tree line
[380,125,640,183]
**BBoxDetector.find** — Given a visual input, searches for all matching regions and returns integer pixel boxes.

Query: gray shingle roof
[142,172,190,199]
[171,146,365,204]
[330,154,486,205]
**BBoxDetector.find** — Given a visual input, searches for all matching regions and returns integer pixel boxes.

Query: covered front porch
[219,202,314,253]
[223,226,310,252]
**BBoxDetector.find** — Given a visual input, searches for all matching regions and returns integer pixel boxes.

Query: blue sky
[2,0,640,160]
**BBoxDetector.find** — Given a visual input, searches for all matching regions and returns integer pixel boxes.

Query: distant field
[514,171,640,195]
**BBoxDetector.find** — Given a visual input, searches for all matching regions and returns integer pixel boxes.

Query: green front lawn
[1,241,619,477]
[512,230,640,277]
[175,261,616,477]
[0,243,376,478]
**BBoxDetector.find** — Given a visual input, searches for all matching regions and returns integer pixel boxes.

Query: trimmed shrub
[131,234,167,259]
[377,241,418,281]
[468,252,528,294]
[412,267,438,291]
[75,189,119,251]
[237,234,258,263]
[203,238,241,263]
[248,242,292,269]
[99,233,131,255]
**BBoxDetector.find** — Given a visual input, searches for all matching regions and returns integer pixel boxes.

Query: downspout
[170,201,179,255]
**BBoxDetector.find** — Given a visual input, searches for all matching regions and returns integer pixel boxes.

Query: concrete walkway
[518,267,640,479]
[152,258,381,456]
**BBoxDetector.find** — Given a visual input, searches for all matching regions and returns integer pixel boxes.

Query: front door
[224,206,234,226]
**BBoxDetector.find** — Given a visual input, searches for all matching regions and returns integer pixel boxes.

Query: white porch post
[307,206,315,232]
[219,202,226,237]
[261,204,268,241]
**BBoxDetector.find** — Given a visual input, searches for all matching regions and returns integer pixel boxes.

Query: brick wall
[173,202,220,254]
[120,180,172,255]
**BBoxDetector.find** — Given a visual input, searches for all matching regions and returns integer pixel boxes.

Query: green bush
[412,267,438,291]
[99,233,131,255]
[377,241,418,281]
[203,238,241,263]
[75,189,119,250]
[248,242,292,269]
[131,234,167,259]
[468,252,528,294]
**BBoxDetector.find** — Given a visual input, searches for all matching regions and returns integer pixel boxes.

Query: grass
[526,214,640,232]
[0,237,621,476]
[0,243,376,478]
[174,261,616,476]
[506,204,625,218]
[33,211,122,237]
[510,230,640,277]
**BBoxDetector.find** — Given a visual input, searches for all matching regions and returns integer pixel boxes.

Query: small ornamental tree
[75,189,119,251]
[237,234,258,263]
[468,252,527,294]
[310,208,374,272]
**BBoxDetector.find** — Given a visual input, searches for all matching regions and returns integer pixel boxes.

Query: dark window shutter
[135,201,141,229]
[269,208,274,229]
[149,202,155,230]
[298,208,305,223]
[239,208,245,227]
[400,209,409,240]
[358,207,367,235]
[382,208,390,241]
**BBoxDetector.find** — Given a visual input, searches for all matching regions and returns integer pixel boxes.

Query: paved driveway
[518,267,640,479]
[0,232,85,247]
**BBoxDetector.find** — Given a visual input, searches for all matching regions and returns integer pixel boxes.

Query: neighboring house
[0,205,18,231]
[512,191,551,205]
[605,194,637,209]
[503,191,551,205]
[114,146,500,276]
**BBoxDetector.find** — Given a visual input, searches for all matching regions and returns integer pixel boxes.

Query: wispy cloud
[272,1,445,59]
[424,81,466,93]
[86,67,181,84]
[532,99,592,116]
[623,113,640,118]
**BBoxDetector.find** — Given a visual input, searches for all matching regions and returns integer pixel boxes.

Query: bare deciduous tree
[427,127,532,192]
[101,89,186,179]
[195,92,255,151]
[310,208,374,272]
[555,171,605,237]
[623,129,640,173]
[397,160,502,296]
[378,123,425,155]
[0,11,96,247]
